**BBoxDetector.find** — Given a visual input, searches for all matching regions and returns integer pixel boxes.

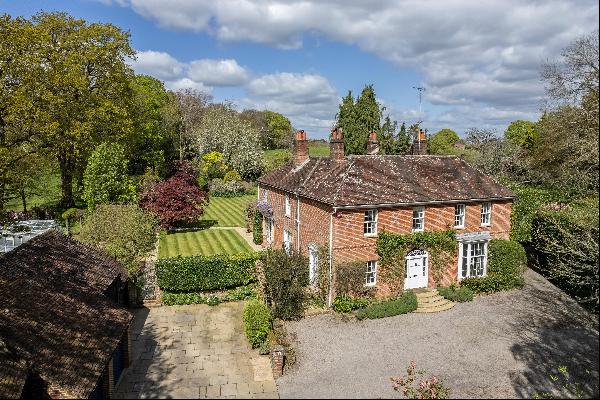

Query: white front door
[308,244,318,286]
[404,249,429,289]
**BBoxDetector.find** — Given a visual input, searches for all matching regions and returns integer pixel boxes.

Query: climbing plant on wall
[376,230,457,292]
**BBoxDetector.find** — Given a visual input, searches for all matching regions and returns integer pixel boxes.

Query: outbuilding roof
[257,155,514,207]
[0,231,132,399]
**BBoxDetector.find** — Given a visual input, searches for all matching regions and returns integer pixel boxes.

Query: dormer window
[364,209,378,236]
[285,195,291,217]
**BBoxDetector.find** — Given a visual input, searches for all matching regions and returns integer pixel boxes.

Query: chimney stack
[330,127,345,161]
[293,130,309,165]
[367,131,379,155]
[411,128,428,155]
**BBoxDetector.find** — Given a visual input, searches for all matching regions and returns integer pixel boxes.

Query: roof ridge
[332,159,356,206]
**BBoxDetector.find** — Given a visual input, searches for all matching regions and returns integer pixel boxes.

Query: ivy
[376,230,457,291]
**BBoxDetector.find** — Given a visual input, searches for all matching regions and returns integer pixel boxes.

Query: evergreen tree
[336,85,382,155]
[379,115,397,155]
[395,122,411,154]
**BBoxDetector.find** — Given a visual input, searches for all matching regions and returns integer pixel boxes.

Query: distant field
[264,143,330,162]
[201,195,255,227]
[5,172,61,211]
[158,229,253,258]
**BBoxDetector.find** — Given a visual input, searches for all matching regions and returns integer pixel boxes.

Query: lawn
[158,228,253,258]
[201,195,255,227]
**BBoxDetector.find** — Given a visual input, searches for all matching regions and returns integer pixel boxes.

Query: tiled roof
[257,155,514,207]
[0,231,132,399]
[0,339,28,399]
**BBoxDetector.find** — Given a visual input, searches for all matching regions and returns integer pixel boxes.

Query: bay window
[459,241,488,279]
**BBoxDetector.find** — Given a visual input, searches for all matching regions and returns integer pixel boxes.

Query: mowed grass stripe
[201,195,255,227]
[158,229,254,258]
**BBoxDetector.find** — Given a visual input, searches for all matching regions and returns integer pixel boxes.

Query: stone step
[414,289,439,299]
[417,295,449,307]
[417,294,445,303]
[415,301,455,313]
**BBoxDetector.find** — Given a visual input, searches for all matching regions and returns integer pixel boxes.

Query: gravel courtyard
[277,269,599,399]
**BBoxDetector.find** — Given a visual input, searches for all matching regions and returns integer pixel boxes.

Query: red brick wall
[332,200,512,291]
[259,182,513,294]
[258,185,331,255]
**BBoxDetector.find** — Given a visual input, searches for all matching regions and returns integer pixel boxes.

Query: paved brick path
[114,302,278,399]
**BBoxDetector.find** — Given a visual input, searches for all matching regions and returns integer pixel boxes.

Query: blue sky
[2,0,598,139]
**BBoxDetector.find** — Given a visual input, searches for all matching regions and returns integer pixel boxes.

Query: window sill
[480,224,491,227]
[363,233,378,238]
[412,229,424,233]
[365,283,377,287]
[454,226,465,230]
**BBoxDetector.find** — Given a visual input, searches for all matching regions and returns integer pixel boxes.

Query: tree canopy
[336,85,382,155]
[504,120,538,150]
[428,128,461,155]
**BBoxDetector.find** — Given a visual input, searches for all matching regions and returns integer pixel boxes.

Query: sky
[1,0,598,139]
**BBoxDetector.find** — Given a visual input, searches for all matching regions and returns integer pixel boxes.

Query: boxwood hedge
[355,291,417,320]
[156,252,260,292]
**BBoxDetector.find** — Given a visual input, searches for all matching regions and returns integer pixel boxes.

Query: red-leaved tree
[139,161,208,229]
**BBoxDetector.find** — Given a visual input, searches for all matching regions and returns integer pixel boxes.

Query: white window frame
[363,209,378,236]
[365,260,377,286]
[454,204,465,229]
[285,195,292,217]
[283,229,292,253]
[262,188,268,202]
[481,202,491,226]
[412,207,425,232]
[308,244,318,286]
[458,241,489,279]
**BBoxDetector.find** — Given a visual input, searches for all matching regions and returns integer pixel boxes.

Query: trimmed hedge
[437,285,474,302]
[332,295,370,313]
[355,291,417,320]
[460,239,527,294]
[243,300,272,348]
[156,252,259,292]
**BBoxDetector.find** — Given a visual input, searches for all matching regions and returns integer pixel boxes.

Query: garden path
[114,302,278,399]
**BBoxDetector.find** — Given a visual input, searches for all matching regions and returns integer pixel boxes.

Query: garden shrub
[314,244,332,305]
[78,204,158,277]
[139,162,209,229]
[223,170,242,182]
[335,261,374,298]
[243,299,272,348]
[209,178,253,197]
[253,210,263,245]
[461,274,525,294]
[261,249,309,320]
[332,295,370,313]
[508,183,561,242]
[355,291,417,320]
[437,285,474,302]
[156,252,259,291]
[82,142,136,209]
[531,200,599,312]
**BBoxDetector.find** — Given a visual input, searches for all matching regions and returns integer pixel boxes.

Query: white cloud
[130,50,183,80]
[166,78,212,93]
[108,0,598,135]
[188,59,249,86]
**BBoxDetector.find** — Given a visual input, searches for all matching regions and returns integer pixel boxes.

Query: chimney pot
[330,127,345,161]
[293,129,309,165]
[367,130,379,155]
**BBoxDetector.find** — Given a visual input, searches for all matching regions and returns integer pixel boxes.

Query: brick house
[0,230,133,399]
[256,128,514,304]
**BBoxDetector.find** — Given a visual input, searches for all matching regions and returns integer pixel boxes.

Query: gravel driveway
[277,269,599,399]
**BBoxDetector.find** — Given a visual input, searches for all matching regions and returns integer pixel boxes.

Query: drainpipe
[327,207,336,307]
[296,194,301,252]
